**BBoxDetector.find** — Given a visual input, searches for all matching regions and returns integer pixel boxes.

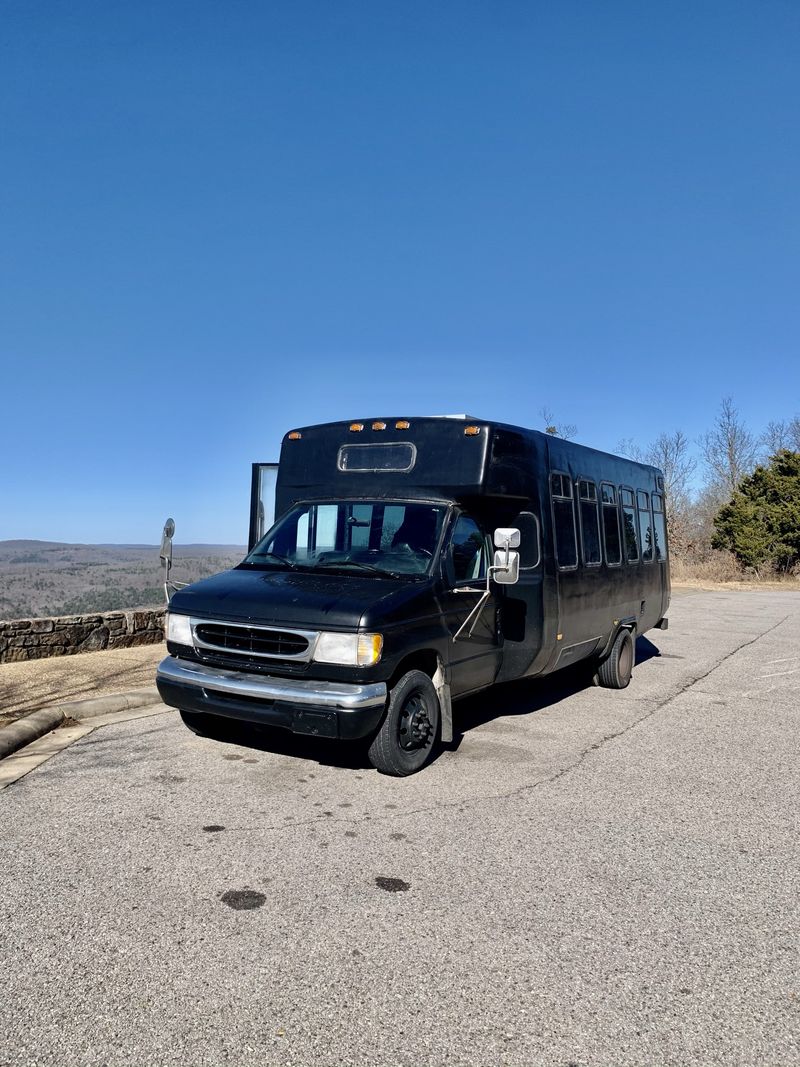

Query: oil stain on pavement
[220,889,266,910]
[375,876,410,893]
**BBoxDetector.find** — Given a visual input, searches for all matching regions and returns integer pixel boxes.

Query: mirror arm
[453,561,511,641]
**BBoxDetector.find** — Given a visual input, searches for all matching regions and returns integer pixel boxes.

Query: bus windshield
[243,501,447,577]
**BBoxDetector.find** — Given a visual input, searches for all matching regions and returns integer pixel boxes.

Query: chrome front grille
[192,620,318,662]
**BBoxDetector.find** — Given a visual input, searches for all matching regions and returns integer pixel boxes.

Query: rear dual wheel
[368,669,441,777]
[597,628,634,689]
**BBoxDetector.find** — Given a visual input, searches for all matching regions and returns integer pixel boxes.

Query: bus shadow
[447,634,662,745]
[201,719,374,770]
[197,634,663,770]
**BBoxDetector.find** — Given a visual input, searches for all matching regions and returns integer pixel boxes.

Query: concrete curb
[0,686,161,760]
[54,686,161,721]
[0,707,65,759]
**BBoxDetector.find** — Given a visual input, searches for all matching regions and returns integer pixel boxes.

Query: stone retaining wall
[0,609,166,663]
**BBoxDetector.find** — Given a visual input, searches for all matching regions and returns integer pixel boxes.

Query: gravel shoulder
[0,642,164,725]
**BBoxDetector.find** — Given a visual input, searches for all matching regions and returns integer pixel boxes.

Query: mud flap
[432,660,453,744]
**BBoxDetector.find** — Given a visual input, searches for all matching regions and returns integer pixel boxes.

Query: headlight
[166,612,193,646]
[314,632,383,666]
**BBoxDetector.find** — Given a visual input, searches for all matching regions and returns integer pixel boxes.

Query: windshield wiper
[244,552,299,570]
[314,559,402,578]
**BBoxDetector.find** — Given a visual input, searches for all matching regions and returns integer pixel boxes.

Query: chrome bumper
[156,656,387,710]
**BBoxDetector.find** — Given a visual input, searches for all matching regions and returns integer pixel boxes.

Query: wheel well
[389,650,440,688]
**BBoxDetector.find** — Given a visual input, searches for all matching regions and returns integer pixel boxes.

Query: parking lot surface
[1,590,798,1067]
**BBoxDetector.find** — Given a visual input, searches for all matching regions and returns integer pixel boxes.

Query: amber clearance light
[287,431,302,440]
[395,420,410,430]
[349,423,364,432]
[464,425,481,436]
[371,421,386,431]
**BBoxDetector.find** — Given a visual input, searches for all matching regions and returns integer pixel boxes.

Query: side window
[577,480,601,566]
[652,494,668,561]
[514,511,541,569]
[448,515,488,584]
[551,473,577,570]
[600,483,622,566]
[637,490,653,563]
[620,488,639,562]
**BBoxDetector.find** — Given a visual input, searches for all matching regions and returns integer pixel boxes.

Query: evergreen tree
[712,450,800,573]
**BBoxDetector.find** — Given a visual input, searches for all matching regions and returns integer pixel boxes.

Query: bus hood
[167,566,430,630]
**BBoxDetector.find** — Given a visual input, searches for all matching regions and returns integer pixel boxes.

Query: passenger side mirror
[492,527,520,585]
[160,518,175,565]
[494,528,521,550]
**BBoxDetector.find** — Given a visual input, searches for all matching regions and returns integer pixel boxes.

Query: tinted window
[637,491,653,562]
[551,473,572,498]
[600,482,616,505]
[449,516,488,584]
[578,480,601,566]
[602,498,622,566]
[551,474,577,569]
[652,494,668,561]
[620,488,638,561]
[515,511,541,569]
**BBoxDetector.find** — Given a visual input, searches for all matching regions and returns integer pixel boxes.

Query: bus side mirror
[492,527,520,585]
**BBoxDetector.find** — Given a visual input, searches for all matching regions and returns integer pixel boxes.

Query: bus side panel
[541,438,667,675]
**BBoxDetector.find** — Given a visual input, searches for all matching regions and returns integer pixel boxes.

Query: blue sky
[1,1,798,543]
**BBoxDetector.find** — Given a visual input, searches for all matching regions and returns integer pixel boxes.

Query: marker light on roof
[372,421,386,431]
[464,425,481,436]
[349,423,364,432]
[287,431,302,440]
[395,420,410,430]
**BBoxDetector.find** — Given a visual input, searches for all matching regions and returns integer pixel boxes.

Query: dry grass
[671,552,800,592]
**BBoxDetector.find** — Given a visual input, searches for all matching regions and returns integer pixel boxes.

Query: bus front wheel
[367,669,441,776]
[597,628,634,689]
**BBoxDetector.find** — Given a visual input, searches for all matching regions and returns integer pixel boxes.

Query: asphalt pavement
[1,590,798,1067]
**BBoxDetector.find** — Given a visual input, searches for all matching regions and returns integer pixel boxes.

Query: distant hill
[0,541,246,621]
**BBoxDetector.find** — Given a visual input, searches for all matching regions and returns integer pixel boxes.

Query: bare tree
[540,406,577,440]
[761,415,800,456]
[761,419,792,456]
[617,431,695,552]
[699,397,759,500]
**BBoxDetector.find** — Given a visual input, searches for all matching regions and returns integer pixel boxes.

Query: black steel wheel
[597,628,634,689]
[367,669,441,776]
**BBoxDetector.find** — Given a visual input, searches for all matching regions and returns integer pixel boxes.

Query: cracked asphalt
[1,589,798,1067]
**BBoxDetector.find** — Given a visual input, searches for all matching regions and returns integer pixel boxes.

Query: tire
[597,628,634,689]
[367,669,441,776]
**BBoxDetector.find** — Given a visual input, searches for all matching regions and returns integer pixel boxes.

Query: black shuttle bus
[157,416,670,775]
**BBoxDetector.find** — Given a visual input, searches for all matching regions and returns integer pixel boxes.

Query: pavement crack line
[217,612,792,835]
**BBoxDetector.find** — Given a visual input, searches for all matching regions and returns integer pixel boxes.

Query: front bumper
[156,656,387,740]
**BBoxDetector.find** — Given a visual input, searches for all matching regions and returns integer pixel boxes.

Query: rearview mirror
[494,527,520,549]
[492,527,520,585]
[160,518,175,564]
[493,549,520,584]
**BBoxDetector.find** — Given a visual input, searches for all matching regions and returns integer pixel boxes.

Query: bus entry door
[440,515,502,697]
